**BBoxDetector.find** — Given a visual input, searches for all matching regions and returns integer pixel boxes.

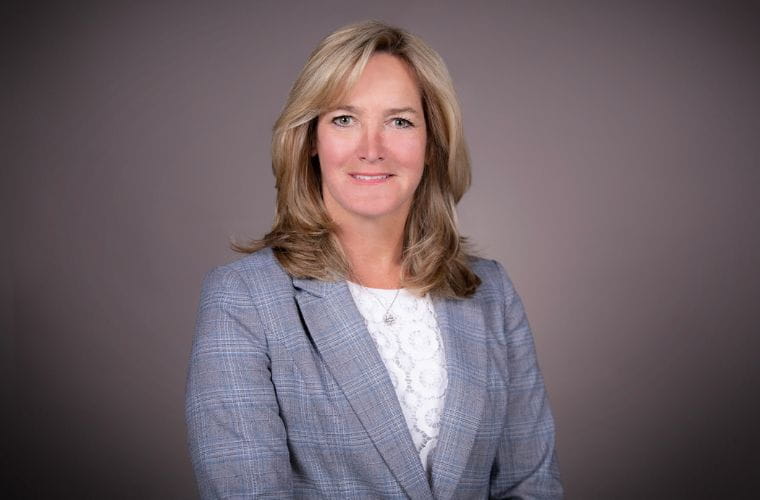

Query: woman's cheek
[318,132,356,166]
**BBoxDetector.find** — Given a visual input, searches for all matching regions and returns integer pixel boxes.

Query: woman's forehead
[321,56,423,113]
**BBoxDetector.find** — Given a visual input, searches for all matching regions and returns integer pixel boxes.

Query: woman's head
[314,52,428,228]
[240,20,480,297]
[273,20,470,225]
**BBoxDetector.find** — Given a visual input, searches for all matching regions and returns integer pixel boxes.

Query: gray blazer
[185,247,562,499]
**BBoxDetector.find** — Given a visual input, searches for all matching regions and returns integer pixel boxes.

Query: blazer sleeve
[185,266,294,499]
[489,260,563,499]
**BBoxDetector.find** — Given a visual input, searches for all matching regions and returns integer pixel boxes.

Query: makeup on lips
[348,172,395,185]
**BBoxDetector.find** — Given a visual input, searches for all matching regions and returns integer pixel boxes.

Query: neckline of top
[346,280,403,293]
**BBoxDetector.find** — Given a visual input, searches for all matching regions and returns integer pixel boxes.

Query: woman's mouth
[349,173,394,184]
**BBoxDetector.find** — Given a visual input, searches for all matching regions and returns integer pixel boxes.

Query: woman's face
[314,53,427,227]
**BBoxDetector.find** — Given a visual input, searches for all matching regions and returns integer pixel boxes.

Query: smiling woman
[229,20,479,295]
[316,53,427,238]
[186,20,563,499]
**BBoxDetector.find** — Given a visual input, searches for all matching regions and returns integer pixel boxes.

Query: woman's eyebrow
[329,105,419,115]
[330,104,361,113]
[385,107,418,115]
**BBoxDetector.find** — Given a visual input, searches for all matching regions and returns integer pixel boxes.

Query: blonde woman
[186,20,563,499]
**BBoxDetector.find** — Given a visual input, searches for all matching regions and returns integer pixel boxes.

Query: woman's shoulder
[199,247,291,299]
[467,255,519,300]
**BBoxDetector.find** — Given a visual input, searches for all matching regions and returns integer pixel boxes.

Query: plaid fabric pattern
[186,247,562,499]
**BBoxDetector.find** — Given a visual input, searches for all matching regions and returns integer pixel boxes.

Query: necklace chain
[352,274,402,326]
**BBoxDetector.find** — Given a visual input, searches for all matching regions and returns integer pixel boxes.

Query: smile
[352,174,390,180]
[349,173,394,184]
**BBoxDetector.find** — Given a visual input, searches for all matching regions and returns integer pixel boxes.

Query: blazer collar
[293,275,434,500]
[428,294,488,500]
[291,274,333,298]
[292,274,487,500]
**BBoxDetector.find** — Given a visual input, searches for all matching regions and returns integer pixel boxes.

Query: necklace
[352,277,402,326]
[376,288,401,326]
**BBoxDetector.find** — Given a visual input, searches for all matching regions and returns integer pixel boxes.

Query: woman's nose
[357,125,384,163]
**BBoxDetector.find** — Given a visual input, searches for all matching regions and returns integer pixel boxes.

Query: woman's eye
[392,118,413,128]
[332,115,353,127]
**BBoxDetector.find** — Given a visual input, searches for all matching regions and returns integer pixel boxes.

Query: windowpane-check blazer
[185,247,563,499]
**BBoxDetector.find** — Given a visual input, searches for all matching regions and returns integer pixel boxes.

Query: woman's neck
[334,216,405,289]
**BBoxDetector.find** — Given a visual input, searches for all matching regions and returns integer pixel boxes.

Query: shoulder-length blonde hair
[233,20,481,298]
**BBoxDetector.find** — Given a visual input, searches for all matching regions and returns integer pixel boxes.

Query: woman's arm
[185,266,293,499]
[489,260,563,499]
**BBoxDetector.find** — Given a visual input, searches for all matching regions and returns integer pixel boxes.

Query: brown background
[4,1,760,498]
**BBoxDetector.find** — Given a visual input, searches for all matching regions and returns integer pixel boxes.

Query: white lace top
[347,282,448,472]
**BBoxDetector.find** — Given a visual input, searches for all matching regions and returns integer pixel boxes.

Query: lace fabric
[347,282,448,472]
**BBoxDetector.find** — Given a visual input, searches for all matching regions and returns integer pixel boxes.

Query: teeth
[353,174,389,180]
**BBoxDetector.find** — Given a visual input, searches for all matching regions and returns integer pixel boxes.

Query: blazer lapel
[429,295,488,500]
[292,276,434,500]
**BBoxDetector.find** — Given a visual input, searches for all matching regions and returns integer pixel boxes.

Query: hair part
[233,20,481,298]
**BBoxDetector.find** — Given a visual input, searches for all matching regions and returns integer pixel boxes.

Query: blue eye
[392,118,413,128]
[332,115,353,127]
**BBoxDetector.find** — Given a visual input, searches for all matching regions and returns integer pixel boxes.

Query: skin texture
[313,53,427,287]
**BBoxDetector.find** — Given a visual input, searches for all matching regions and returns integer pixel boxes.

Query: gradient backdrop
[4,1,759,498]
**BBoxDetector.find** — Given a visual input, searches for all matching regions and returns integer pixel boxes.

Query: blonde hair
[233,20,481,298]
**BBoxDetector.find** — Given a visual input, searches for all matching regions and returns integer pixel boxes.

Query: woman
[186,20,562,499]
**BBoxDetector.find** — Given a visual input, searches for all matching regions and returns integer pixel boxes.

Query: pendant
[383,312,396,326]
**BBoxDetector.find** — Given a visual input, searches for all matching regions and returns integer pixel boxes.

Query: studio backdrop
[5,1,759,498]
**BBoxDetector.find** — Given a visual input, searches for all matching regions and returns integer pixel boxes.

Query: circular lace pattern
[347,282,448,472]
